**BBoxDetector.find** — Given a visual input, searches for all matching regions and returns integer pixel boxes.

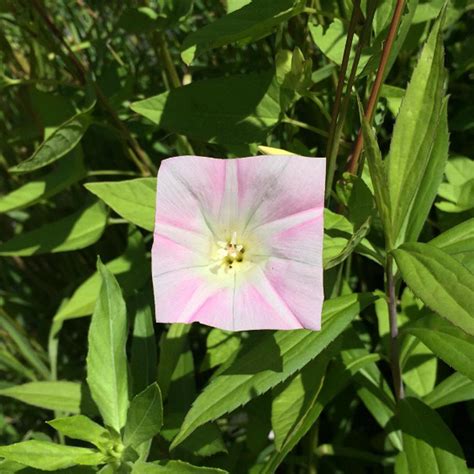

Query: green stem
[386,256,405,401]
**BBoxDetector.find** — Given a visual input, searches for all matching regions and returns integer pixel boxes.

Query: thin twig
[348,0,407,174]
[325,0,361,199]
[386,256,405,401]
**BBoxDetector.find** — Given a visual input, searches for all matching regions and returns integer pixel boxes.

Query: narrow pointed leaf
[0,441,105,471]
[9,109,92,174]
[86,259,129,432]
[132,460,228,473]
[424,372,474,409]
[170,293,374,448]
[0,381,81,413]
[0,200,107,256]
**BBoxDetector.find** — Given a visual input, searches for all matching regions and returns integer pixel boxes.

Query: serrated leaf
[424,372,474,409]
[47,415,112,451]
[124,383,163,448]
[404,313,474,381]
[0,149,85,214]
[399,397,468,473]
[393,243,474,336]
[0,200,107,256]
[0,381,81,413]
[9,108,93,174]
[85,178,156,231]
[180,0,304,65]
[387,14,446,246]
[170,293,374,449]
[86,259,129,433]
[54,227,148,322]
[0,441,105,471]
[130,72,282,145]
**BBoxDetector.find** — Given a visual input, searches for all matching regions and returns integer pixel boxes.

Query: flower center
[211,231,246,273]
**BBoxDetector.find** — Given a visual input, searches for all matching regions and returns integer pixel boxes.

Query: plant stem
[325,0,361,200]
[386,256,405,401]
[31,0,156,176]
[348,0,407,174]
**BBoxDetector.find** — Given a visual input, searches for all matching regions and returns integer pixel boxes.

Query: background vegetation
[0,0,473,472]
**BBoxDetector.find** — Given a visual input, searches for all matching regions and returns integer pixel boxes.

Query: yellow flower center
[211,231,246,273]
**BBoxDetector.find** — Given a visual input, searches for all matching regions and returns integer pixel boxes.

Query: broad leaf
[404,313,474,381]
[130,72,282,145]
[393,243,474,336]
[0,381,81,413]
[54,227,148,321]
[0,200,107,256]
[86,259,129,433]
[387,14,446,246]
[424,372,474,409]
[0,440,105,471]
[85,178,156,231]
[47,415,112,451]
[399,397,468,473]
[124,383,163,448]
[180,0,304,65]
[0,149,85,214]
[170,293,374,448]
[9,107,93,174]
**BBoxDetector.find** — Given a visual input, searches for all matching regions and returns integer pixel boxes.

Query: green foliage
[1,0,473,472]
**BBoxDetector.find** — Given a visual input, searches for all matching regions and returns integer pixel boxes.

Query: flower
[152,155,326,331]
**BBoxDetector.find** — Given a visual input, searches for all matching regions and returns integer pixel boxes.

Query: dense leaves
[1,1,473,473]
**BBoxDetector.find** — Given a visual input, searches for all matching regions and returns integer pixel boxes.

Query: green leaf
[130,72,282,145]
[261,347,381,473]
[132,460,228,473]
[0,381,81,413]
[124,383,163,448]
[437,157,474,213]
[0,149,85,214]
[9,107,93,174]
[54,227,148,321]
[399,397,468,473]
[402,97,449,243]
[47,415,112,451]
[86,258,129,433]
[393,243,474,336]
[386,14,446,246]
[309,19,370,75]
[0,440,105,471]
[0,200,107,256]
[271,354,328,451]
[404,313,474,381]
[84,178,156,231]
[430,218,474,272]
[131,293,157,395]
[424,372,474,409]
[170,293,374,449]
[360,111,392,245]
[180,0,304,65]
[200,329,241,372]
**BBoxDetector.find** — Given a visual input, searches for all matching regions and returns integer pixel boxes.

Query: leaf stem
[30,0,156,176]
[325,0,361,200]
[348,0,407,174]
[386,256,405,401]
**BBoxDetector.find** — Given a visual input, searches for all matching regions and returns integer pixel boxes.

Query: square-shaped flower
[152,155,326,331]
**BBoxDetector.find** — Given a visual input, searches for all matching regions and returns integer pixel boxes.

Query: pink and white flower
[152,155,326,331]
